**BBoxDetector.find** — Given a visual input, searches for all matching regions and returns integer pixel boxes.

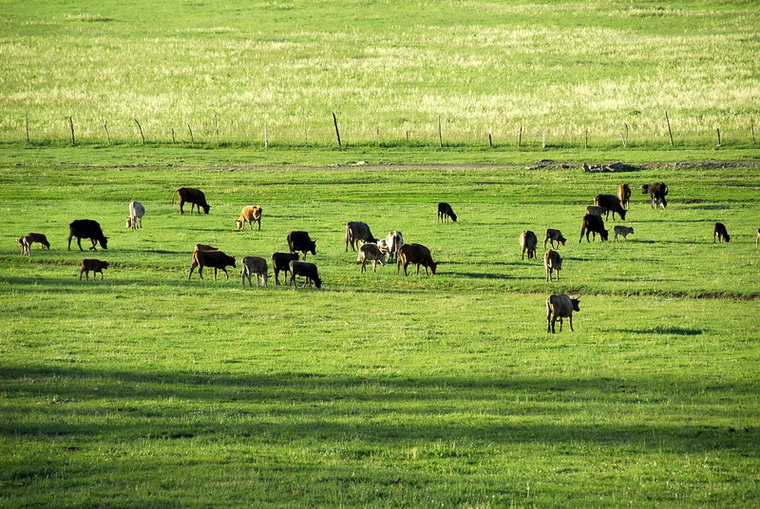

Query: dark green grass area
[0,153,758,507]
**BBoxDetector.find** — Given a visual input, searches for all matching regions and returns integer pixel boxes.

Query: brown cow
[80,259,108,280]
[519,230,538,260]
[546,294,581,333]
[397,243,437,276]
[188,250,236,281]
[358,243,387,273]
[172,187,210,215]
[617,183,631,210]
[544,250,563,282]
[26,233,50,249]
[236,206,262,231]
[642,183,668,209]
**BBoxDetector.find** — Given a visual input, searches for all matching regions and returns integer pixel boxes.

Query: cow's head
[202,204,211,214]
[618,209,627,221]
[641,184,650,194]
[309,240,317,255]
[600,230,609,242]
[235,220,244,230]
[313,276,322,289]
[429,262,438,275]
[571,297,581,312]
[100,237,109,249]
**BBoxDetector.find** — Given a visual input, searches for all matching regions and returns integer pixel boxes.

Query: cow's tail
[171,189,178,205]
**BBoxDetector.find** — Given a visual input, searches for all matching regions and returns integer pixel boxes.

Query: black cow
[642,182,668,209]
[579,214,609,243]
[437,202,457,222]
[593,194,627,221]
[172,187,211,215]
[289,260,322,288]
[68,220,108,251]
[713,222,731,243]
[287,231,317,260]
[271,252,300,285]
[345,221,377,251]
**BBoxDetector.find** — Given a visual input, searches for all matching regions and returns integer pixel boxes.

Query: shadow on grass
[1,365,754,453]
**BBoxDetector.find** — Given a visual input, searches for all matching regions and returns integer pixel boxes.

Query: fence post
[542,131,546,149]
[103,119,111,144]
[488,133,493,148]
[518,125,522,148]
[69,116,75,146]
[584,128,588,149]
[332,112,342,148]
[665,111,674,146]
[438,116,443,148]
[187,124,195,144]
[751,119,756,144]
[133,118,145,144]
[264,121,269,149]
[716,127,721,147]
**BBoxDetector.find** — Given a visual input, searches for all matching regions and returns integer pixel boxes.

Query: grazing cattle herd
[13,177,755,333]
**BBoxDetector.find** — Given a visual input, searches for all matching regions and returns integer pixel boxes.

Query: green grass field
[1,151,758,507]
[1,0,759,148]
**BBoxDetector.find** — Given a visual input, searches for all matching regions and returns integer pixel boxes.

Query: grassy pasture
[1,155,758,507]
[1,0,759,148]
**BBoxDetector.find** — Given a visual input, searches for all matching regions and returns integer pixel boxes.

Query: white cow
[127,201,145,229]
[385,231,404,262]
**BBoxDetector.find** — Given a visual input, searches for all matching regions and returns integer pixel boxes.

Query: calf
[236,206,262,231]
[26,233,50,250]
[271,252,300,285]
[437,202,457,222]
[617,183,631,210]
[713,222,730,243]
[579,214,608,243]
[543,229,567,249]
[546,294,581,333]
[241,256,269,287]
[289,260,322,288]
[194,243,218,252]
[544,250,563,282]
[287,231,317,260]
[518,230,538,260]
[172,187,210,215]
[17,236,32,256]
[593,194,627,221]
[614,225,635,241]
[345,221,377,251]
[397,243,437,276]
[385,231,404,262]
[127,201,145,229]
[585,205,605,217]
[188,250,236,281]
[357,243,387,273]
[80,259,108,280]
[68,219,108,251]
[642,182,668,209]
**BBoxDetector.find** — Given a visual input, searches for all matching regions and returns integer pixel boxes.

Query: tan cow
[236,206,262,231]
[617,183,631,209]
[357,243,387,273]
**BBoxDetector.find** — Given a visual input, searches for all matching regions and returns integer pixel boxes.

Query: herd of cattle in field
[14,182,755,332]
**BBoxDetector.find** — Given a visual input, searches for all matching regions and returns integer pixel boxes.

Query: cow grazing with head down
[593,194,627,221]
[126,201,145,229]
[26,233,50,250]
[80,259,108,280]
[287,231,317,260]
[68,220,108,251]
[543,229,567,249]
[271,252,300,285]
[519,230,538,260]
[579,214,608,243]
[544,250,563,282]
[345,221,377,251]
[236,206,262,231]
[289,260,322,288]
[241,256,269,287]
[546,294,581,333]
[188,249,236,281]
[617,183,631,210]
[614,225,635,242]
[172,187,210,215]
[357,243,387,273]
[713,222,730,243]
[397,243,437,276]
[642,182,668,209]
[437,202,457,223]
